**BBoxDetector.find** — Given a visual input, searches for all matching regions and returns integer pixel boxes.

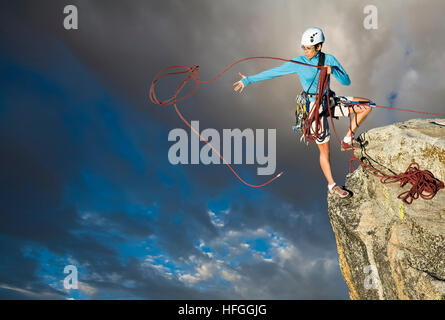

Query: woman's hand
[233,72,247,93]
[324,65,332,75]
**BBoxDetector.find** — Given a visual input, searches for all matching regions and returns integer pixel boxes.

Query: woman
[233,27,372,198]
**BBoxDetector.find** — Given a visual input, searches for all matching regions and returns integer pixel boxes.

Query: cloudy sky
[1,0,444,299]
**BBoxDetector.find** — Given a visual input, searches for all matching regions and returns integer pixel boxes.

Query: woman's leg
[317,140,335,185]
[345,97,372,138]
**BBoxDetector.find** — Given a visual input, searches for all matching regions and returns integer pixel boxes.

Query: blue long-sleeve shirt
[241,52,350,97]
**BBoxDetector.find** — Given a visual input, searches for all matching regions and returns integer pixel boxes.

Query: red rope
[150,57,445,201]
[373,105,445,117]
[380,162,445,204]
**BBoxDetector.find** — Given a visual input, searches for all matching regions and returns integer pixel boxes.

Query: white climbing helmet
[301,27,325,46]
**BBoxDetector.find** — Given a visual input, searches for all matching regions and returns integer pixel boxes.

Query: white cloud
[221,269,242,282]
[178,273,200,284]
[0,283,61,299]
[78,282,97,296]
[208,210,224,227]
[178,262,216,284]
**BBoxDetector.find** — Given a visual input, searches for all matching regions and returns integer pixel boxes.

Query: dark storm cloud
[0,236,67,299]
[0,3,240,299]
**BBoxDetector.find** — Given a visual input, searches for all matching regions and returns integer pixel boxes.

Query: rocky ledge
[328,118,445,300]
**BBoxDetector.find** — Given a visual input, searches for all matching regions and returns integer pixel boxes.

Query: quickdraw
[293,92,310,144]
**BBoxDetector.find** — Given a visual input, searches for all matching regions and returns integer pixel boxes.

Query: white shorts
[309,96,354,144]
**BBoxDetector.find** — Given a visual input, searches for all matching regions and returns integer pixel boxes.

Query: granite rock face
[328,118,445,300]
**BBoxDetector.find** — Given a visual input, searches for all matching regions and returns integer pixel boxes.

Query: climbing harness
[293,52,325,144]
[150,55,445,203]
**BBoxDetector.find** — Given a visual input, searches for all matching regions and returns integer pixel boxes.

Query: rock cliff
[328,118,445,300]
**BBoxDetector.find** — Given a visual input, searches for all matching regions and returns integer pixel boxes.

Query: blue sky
[2,0,444,300]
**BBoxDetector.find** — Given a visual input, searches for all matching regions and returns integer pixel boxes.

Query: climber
[233,27,372,198]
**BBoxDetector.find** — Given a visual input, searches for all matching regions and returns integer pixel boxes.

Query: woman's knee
[363,105,372,114]
[353,97,370,103]
[351,104,371,114]
[318,143,330,158]
[353,97,372,113]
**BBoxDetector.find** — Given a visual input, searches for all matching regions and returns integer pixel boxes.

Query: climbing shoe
[329,184,353,199]
[340,139,360,151]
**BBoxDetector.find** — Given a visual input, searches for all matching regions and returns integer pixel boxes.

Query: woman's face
[302,45,319,60]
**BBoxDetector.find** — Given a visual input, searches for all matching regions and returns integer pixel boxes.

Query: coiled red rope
[150,57,445,202]
[380,162,445,204]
